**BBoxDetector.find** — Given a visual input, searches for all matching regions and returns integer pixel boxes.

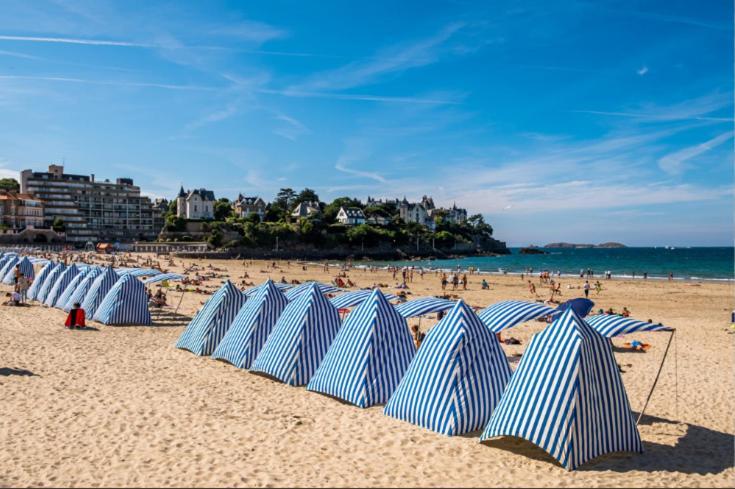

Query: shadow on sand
[151,310,192,328]
[0,367,37,377]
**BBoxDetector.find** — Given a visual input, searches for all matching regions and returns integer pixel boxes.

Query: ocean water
[367,247,734,281]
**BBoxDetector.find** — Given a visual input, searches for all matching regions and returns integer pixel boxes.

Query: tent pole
[175,289,187,315]
[636,329,676,425]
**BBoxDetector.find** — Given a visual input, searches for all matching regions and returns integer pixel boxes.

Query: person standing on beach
[462,273,468,290]
[528,280,536,297]
[583,280,590,298]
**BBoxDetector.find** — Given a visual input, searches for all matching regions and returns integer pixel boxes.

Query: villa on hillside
[233,195,266,220]
[336,207,366,226]
[291,201,321,220]
[177,186,215,220]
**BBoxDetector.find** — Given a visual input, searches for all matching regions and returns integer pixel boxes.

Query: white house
[336,206,366,226]
[176,187,215,220]
[291,201,321,220]
[233,194,266,220]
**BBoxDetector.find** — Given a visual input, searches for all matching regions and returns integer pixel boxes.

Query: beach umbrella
[308,289,415,408]
[329,289,399,309]
[63,267,102,312]
[394,296,456,319]
[212,280,289,369]
[478,300,557,332]
[251,282,341,386]
[480,308,643,470]
[27,262,55,301]
[81,267,120,317]
[176,280,246,356]
[384,300,511,436]
[44,264,80,307]
[585,315,672,337]
[284,281,340,301]
[93,274,152,325]
[36,263,67,304]
[556,298,595,318]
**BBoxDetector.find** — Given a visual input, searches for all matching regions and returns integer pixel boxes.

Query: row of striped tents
[213,280,289,369]
[44,264,80,307]
[53,266,93,309]
[81,267,120,317]
[478,300,557,332]
[93,274,152,325]
[384,300,512,435]
[329,289,399,309]
[394,296,456,318]
[3,256,35,285]
[481,309,643,470]
[63,266,103,311]
[176,280,246,356]
[585,314,672,337]
[284,281,340,301]
[36,263,66,304]
[308,289,415,408]
[251,282,341,386]
[0,255,19,283]
[27,262,55,300]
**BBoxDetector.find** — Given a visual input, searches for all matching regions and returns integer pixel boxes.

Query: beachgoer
[583,280,590,298]
[65,303,86,329]
[481,279,489,290]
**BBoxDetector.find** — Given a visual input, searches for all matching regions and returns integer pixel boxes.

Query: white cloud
[0,34,148,47]
[658,131,734,175]
[637,65,649,76]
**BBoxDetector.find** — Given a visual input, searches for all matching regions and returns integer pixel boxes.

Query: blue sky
[0,0,732,246]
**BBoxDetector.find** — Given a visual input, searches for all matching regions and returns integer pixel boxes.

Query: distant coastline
[542,242,627,249]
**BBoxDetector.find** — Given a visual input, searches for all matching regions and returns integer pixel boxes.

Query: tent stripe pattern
[212,280,289,369]
[53,267,90,309]
[384,300,512,436]
[44,265,80,307]
[329,289,399,309]
[284,281,340,301]
[1,256,27,284]
[36,264,66,304]
[93,274,152,325]
[394,297,456,318]
[251,283,341,386]
[480,309,643,470]
[143,273,183,284]
[18,257,34,279]
[585,314,672,337]
[63,267,102,311]
[27,262,55,300]
[0,254,15,276]
[245,282,293,297]
[0,255,19,283]
[308,289,415,407]
[81,267,120,317]
[478,300,557,332]
[176,280,246,356]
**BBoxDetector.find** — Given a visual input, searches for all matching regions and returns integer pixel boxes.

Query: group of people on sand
[440,272,468,291]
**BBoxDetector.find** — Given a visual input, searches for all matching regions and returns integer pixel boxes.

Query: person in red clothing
[65,303,86,329]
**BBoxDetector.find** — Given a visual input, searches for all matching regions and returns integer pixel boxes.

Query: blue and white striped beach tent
[54,266,92,309]
[480,308,643,470]
[251,282,341,386]
[384,300,512,436]
[1,255,31,284]
[0,255,19,283]
[36,263,66,304]
[585,314,672,338]
[394,296,456,318]
[176,280,246,356]
[81,267,120,317]
[27,262,55,301]
[44,264,80,307]
[308,289,415,407]
[329,289,399,310]
[93,274,152,325]
[284,281,340,301]
[245,282,293,297]
[63,267,102,311]
[478,300,557,332]
[212,280,289,368]
[0,253,15,275]
[143,273,184,285]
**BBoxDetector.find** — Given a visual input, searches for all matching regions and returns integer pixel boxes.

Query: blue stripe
[394,297,456,318]
[480,308,643,470]
[585,314,672,337]
[478,300,557,332]
[329,289,399,309]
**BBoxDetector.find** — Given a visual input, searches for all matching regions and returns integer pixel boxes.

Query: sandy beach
[1,255,733,487]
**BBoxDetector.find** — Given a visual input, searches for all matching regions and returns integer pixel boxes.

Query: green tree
[52,217,65,232]
[323,197,363,223]
[294,188,320,206]
[214,198,233,221]
[0,178,19,192]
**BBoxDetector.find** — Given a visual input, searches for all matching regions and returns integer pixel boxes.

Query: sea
[363,247,734,281]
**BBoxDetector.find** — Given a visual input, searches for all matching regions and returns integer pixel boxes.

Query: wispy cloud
[658,131,734,175]
[0,74,217,91]
[291,22,465,92]
[260,87,461,105]
[0,34,149,47]
[637,65,649,76]
[272,113,309,141]
[573,92,733,122]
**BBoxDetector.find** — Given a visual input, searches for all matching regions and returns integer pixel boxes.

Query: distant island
[543,242,627,249]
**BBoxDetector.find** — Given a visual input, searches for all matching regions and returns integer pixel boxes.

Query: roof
[236,195,266,206]
[183,188,215,201]
[291,201,320,217]
[338,207,365,218]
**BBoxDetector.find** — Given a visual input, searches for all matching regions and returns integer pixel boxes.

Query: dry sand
[1,256,733,487]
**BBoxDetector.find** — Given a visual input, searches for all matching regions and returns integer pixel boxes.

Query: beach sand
[1,256,733,487]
